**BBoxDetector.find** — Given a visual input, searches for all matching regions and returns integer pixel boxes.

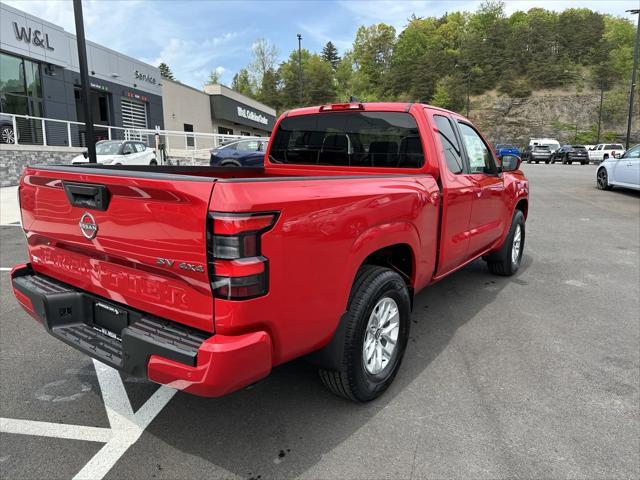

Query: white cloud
[145,34,239,87]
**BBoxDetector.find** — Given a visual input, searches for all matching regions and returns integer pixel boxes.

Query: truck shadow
[136,255,532,479]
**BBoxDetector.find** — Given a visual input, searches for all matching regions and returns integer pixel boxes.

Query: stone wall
[0,145,84,187]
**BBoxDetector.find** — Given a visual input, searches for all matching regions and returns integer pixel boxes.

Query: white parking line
[0,359,177,479]
[73,360,177,480]
[0,418,112,443]
[0,223,21,227]
[0,268,11,271]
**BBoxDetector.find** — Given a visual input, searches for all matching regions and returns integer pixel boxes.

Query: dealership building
[0,2,163,142]
[162,80,276,138]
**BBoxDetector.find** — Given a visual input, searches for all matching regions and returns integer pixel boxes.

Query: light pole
[73,0,96,163]
[297,33,303,105]
[624,9,639,149]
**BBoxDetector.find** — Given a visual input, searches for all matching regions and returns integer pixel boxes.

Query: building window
[184,123,194,147]
[0,51,43,116]
[218,126,233,135]
[240,131,251,136]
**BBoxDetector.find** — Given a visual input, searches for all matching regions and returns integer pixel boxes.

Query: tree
[205,69,221,86]
[158,62,175,80]
[249,38,278,89]
[304,54,336,105]
[257,68,280,110]
[351,23,396,99]
[321,41,340,70]
[231,68,254,97]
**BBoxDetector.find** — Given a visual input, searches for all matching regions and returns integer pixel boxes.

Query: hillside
[470,87,639,147]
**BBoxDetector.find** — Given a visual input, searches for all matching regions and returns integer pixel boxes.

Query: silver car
[596,144,640,191]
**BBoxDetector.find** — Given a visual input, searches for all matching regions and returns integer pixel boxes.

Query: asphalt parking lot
[1,164,638,480]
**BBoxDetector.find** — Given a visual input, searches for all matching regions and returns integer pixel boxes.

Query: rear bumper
[10,263,272,397]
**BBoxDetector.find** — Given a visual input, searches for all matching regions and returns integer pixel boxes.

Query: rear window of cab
[269,112,424,168]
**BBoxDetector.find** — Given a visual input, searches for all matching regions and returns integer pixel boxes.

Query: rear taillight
[207,212,278,300]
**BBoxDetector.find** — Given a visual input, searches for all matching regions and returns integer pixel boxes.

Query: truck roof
[284,102,458,117]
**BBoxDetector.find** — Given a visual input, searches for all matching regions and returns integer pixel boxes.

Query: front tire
[486,210,525,276]
[149,159,158,166]
[318,265,411,402]
[597,168,612,190]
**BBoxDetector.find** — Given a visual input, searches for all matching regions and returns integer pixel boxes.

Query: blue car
[209,138,268,167]
[495,143,520,158]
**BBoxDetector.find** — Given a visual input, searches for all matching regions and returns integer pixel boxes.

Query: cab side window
[122,143,134,155]
[434,115,464,174]
[458,122,497,174]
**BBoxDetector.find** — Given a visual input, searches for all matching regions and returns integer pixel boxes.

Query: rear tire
[486,210,525,276]
[318,265,411,402]
[149,159,157,166]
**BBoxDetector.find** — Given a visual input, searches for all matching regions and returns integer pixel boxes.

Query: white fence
[0,113,267,163]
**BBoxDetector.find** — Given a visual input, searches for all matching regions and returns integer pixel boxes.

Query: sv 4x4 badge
[156,257,205,273]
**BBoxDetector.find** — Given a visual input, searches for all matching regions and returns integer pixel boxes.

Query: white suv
[72,140,157,166]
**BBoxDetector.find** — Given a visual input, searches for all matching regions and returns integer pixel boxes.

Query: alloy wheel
[1,127,15,144]
[511,224,522,265]
[363,297,400,375]
[597,169,608,189]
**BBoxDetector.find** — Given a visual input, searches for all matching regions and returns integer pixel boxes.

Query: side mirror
[613,152,622,159]
[500,154,521,172]
[82,150,88,159]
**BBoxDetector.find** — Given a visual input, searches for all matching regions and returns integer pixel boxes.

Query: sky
[4,0,638,89]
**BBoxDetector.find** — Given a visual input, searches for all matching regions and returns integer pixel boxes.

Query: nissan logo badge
[79,212,98,240]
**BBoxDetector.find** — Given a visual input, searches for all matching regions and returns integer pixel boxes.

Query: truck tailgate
[20,167,216,332]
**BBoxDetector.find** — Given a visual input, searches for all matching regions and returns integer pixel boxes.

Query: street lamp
[624,9,639,149]
[297,34,303,105]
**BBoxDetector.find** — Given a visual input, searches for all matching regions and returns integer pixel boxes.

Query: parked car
[0,114,16,144]
[11,102,528,402]
[210,138,268,167]
[588,143,626,163]
[523,144,552,163]
[495,143,520,157]
[71,140,157,166]
[551,145,590,165]
[596,143,640,191]
[529,138,561,153]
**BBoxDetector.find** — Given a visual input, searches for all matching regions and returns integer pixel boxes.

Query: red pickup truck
[11,102,528,402]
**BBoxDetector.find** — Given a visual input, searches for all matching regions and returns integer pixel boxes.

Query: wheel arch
[220,159,242,167]
[307,228,419,370]
[514,198,528,220]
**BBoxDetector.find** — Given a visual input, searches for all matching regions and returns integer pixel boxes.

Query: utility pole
[466,72,471,118]
[297,34,303,105]
[73,0,96,162]
[596,78,604,144]
[625,9,639,149]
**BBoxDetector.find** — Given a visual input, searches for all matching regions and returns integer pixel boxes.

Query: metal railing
[0,113,267,163]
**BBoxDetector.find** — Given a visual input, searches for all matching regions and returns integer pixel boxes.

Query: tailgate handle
[63,182,110,211]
